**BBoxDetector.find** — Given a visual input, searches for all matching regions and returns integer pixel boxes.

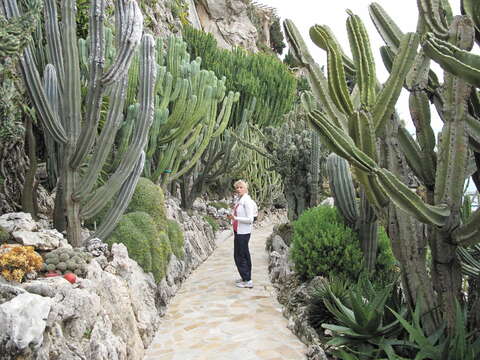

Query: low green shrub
[203,215,219,232]
[166,219,184,259]
[106,212,154,272]
[291,206,364,282]
[127,177,167,230]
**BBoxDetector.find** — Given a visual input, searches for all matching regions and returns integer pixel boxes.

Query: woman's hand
[226,214,234,220]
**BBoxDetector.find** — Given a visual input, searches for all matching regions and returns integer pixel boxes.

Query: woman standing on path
[227,180,256,288]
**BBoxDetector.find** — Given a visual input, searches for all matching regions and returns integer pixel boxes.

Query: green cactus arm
[310,25,354,116]
[461,0,480,45]
[2,0,68,144]
[73,78,128,201]
[81,34,156,219]
[409,91,437,187]
[211,91,238,138]
[43,64,60,117]
[70,0,106,169]
[374,168,450,226]
[284,19,348,132]
[373,32,419,133]
[113,104,138,169]
[101,0,143,86]
[309,24,356,77]
[434,16,473,213]
[417,0,449,38]
[466,114,480,145]
[349,110,377,160]
[398,126,426,182]
[62,0,82,142]
[91,152,145,239]
[368,2,403,51]
[44,0,64,91]
[307,110,377,172]
[230,131,276,163]
[326,153,358,227]
[422,31,480,86]
[452,207,480,246]
[346,10,376,108]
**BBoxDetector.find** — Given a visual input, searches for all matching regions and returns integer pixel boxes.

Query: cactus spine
[2,0,157,246]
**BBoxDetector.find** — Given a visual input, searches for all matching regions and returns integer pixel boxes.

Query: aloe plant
[2,0,157,246]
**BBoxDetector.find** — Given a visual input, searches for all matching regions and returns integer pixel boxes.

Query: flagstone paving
[144,223,307,360]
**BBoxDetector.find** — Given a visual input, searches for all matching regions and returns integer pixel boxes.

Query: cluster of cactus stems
[284,0,480,332]
[41,248,92,276]
[2,0,157,246]
[233,102,328,220]
[116,35,239,187]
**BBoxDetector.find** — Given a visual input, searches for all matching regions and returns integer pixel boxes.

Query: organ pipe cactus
[2,0,157,246]
[121,35,239,186]
[326,153,378,271]
[284,3,480,330]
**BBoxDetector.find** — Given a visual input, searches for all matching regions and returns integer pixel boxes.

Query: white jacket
[233,194,255,234]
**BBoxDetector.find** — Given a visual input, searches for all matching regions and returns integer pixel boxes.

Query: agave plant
[321,277,406,359]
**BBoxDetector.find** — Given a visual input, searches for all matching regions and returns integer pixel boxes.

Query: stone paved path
[144,223,307,360]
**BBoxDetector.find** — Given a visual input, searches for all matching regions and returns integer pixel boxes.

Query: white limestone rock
[0,293,52,351]
[11,229,64,250]
[0,212,37,233]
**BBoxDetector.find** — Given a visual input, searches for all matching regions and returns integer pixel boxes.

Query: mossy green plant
[106,212,154,273]
[127,177,167,230]
[166,219,184,259]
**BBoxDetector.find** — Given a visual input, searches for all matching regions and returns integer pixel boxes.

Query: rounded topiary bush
[150,231,172,282]
[127,177,167,230]
[290,205,364,282]
[106,212,154,272]
[166,219,184,259]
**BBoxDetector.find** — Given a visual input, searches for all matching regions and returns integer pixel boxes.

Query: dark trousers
[234,232,252,281]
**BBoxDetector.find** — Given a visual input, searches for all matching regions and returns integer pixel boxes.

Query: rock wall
[266,226,329,360]
[194,0,259,51]
[0,196,226,360]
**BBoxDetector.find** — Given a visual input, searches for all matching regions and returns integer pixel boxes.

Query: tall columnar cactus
[119,35,239,186]
[233,103,329,220]
[284,2,480,331]
[2,0,157,246]
[327,153,378,271]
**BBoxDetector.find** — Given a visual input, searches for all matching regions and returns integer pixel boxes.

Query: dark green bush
[290,206,364,282]
[291,206,398,285]
[203,215,219,232]
[106,212,154,272]
[166,219,184,259]
[127,177,167,230]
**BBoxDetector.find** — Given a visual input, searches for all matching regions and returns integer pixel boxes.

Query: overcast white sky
[258,0,462,130]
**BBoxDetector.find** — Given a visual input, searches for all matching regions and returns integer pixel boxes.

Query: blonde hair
[233,179,248,192]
